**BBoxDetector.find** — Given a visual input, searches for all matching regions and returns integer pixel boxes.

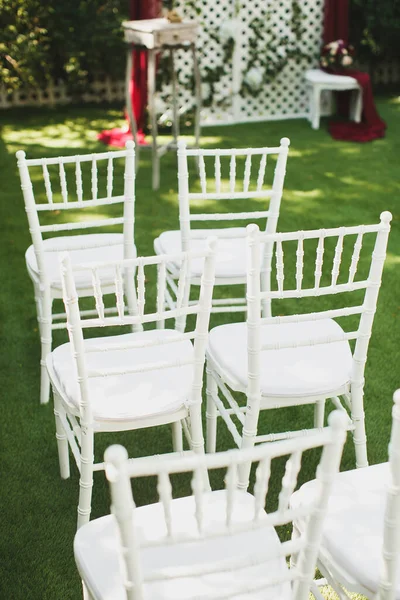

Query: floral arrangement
[320,39,355,70]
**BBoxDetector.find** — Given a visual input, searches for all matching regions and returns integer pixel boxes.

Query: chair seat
[207,319,353,398]
[305,68,359,89]
[49,329,194,423]
[291,462,396,597]
[75,489,291,600]
[154,228,249,280]
[25,233,135,291]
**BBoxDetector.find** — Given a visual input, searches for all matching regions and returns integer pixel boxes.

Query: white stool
[305,68,363,130]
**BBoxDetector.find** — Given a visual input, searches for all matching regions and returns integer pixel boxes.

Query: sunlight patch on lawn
[384,252,400,266]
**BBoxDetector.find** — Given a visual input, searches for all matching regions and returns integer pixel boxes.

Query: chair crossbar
[190,210,269,221]
[260,280,368,300]
[87,357,194,378]
[260,306,364,325]
[44,240,123,254]
[35,195,125,211]
[185,147,282,157]
[72,248,213,272]
[79,304,200,329]
[85,332,194,353]
[211,305,247,314]
[143,537,304,582]
[259,223,382,243]
[211,298,246,306]
[213,375,245,425]
[39,217,124,233]
[209,387,242,447]
[51,306,120,329]
[188,191,272,201]
[125,428,334,479]
[189,229,248,239]
[58,410,82,471]
[25,150,127,167]
[255,427,327,443]
[181,417,193,447]
[260,330,358,351]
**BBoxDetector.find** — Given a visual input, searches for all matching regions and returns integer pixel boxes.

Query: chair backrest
[245,212,392,417]
[60,239,217,427]
[103,410,347,600]
[16,141,136,285]
[378,389,400,600]
[177,138,290,249]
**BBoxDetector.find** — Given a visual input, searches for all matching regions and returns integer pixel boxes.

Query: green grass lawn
[1,97,399,599]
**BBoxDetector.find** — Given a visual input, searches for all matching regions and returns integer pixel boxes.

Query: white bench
[305,68,363,130]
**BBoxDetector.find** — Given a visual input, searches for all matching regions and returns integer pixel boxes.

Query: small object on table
[305,68,362,130]
[123,18,201,190]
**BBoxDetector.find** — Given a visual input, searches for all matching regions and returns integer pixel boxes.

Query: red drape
[323,0,386,142]
[98,0,161,148]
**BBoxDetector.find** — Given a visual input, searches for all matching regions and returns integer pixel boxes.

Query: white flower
[201,82,211,101]
[342,55,353,66]
[153,94,165,115]
[219,19,238,44]
[244,67,263,91]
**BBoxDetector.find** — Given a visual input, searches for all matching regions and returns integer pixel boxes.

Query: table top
[122,18,199,48]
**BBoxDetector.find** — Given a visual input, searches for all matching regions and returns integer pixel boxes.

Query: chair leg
[77,428,94,529]
[53,392,70,479]
[172,421,183,452]
[350,387,368,468]
[82,582,95,600]
[206,367,218,453]
[352,88,363,123]
[312,86,321,130]
[39,291,53,405]
[314,400,325,428]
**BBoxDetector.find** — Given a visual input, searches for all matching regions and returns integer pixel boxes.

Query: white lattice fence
[0,78,125,109]
[171,0,325,125]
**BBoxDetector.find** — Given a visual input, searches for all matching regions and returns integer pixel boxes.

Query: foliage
[241,1,312,98]
[349,0,400,64]
[0,0,129,94]
[0,0,51,91]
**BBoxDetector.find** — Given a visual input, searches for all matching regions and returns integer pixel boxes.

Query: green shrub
[350,0,400,64]
[0,0,128,94]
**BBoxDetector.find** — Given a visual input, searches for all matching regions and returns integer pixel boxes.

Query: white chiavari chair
[153,138,290,321]
[16,141,136,404]
[46,240,216,528]
[206,213,392,483]
[74,410,347,600]
[291,389,400,600]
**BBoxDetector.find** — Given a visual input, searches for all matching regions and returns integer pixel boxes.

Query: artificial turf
[0,97,399,599]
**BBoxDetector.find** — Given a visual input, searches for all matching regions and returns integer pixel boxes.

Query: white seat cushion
[49,329,194,422]
[207,319,353,398]
[154,228,249,280]
[25,233,134,290]
[291,462,396,597]
[74,490,291,600]
[305,68,359,88]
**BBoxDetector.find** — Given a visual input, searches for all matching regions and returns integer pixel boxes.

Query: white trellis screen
[171,0,324,125]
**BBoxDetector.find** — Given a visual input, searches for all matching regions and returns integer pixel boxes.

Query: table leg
[170,48,180,143]
[192,42,201,148]
[125,47,139,170]
[148,48,159,190]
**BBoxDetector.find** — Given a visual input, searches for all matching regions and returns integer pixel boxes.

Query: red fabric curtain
[323,0,349,44]
[98,0,161,147]
[322,0,386,141]
[130,0,162,133]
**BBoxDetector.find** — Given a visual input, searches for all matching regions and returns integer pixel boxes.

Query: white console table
[123,18,201,190]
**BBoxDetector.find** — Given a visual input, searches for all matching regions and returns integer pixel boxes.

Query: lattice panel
[168,0,324,126]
